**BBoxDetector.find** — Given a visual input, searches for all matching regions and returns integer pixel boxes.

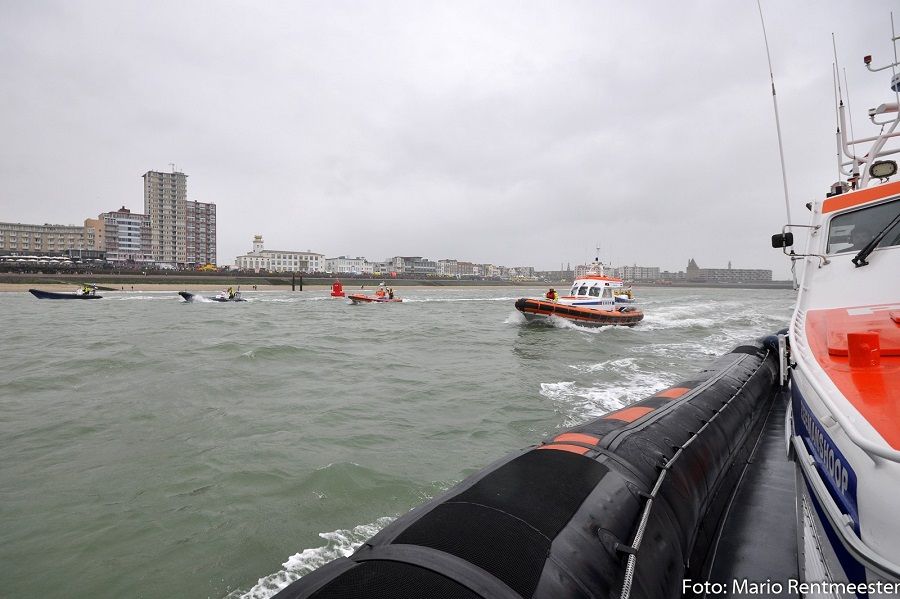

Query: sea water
[0,286,794,598]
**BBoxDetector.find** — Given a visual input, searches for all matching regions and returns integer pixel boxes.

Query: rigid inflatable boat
[178,291,247,303]
[769,31,900,594]
[29,288,102,300]
[515,257,643,327]
[273,339,785,599]
[347,293,402,305]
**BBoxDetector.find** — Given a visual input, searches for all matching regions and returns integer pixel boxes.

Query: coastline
[0,272,795,292]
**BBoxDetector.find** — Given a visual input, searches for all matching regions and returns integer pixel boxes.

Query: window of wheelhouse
[588,285,600,297]
[602,287,614,298]
[577,285,588,296]
[827,197,900,254]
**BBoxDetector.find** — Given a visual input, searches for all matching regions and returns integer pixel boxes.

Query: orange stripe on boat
[604,406,653,422]
[553,432,600,445]
[654,387,691,399]
[821,180,900,213]
[537,444,590,455]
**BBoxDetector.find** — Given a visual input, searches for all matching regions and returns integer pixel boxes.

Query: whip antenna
[756,0,792,225]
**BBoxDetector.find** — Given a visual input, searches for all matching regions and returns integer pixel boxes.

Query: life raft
[515,297,643,326]
[272,339,781,599]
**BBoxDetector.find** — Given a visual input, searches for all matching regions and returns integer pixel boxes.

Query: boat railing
[790,308,900,463]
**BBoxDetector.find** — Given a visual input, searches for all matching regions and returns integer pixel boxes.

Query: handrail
[792,434,900,579]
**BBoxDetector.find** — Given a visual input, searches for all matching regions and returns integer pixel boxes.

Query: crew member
[227,286,235,299]
[388,288,394,299]
[546,288,558,302]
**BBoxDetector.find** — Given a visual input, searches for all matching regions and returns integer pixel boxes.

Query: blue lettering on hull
[792,385,859,533]
[793,385,867,596]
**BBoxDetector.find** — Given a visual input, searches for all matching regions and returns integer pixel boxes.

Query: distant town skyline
[2,2,896,278]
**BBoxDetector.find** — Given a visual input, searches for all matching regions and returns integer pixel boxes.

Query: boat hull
[347,294,402,304]
[515,297,643,326]
[28,289,102,300]
[789,367,900,594]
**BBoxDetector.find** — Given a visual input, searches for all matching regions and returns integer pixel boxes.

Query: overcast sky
[1,1,897,276]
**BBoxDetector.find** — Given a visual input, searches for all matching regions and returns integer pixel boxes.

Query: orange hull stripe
[537,444,590,455]
[553,432,600,445]
[604,406,654,422]
[822,180,900,213]
[655,387,691,399]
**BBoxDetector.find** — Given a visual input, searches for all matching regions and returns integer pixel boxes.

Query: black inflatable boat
[272,338,789,599]
[29,289,102,300]
[178,291,246,303]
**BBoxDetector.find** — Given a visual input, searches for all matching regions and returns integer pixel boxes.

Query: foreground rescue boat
[515,258,642,327]
[768,32,900,594]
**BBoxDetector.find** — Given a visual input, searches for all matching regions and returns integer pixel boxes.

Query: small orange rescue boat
[347,285,402,304]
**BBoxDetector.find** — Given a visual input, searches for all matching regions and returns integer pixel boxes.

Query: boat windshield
[588,286,600,297]
[827,197,900,254]
[602,287,614,298]
[577,285,589,296]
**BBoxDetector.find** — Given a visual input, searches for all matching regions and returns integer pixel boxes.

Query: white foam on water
[261,296,332,303]
[504,310,527,324]
[109,295,175,301]
[403,296,521,303]
[548,315,611,333]
[638,302,713,326]
[227,516,395,599]
[541,367,677,427]
[568,357,638,374]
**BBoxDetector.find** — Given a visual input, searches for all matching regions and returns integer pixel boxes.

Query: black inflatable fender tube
[273,340,780,599]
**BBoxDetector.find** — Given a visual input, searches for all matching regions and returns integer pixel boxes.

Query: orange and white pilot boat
[515,256,642,326]
[771,34,900,592]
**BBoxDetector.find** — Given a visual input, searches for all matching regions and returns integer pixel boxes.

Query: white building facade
[234,235,324,273]
[324,256,373,274]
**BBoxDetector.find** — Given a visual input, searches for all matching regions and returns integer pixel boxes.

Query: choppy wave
[227,517,395,599]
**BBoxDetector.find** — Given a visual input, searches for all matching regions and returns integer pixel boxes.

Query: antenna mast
[756,0,793,225]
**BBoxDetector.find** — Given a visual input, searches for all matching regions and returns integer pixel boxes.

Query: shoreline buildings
[0,168,217,268]
[234,235,324,273]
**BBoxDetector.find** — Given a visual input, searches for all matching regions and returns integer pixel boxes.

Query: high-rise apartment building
[142,169,216,267]
[143,170,187,266]
[186,200,216,266]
